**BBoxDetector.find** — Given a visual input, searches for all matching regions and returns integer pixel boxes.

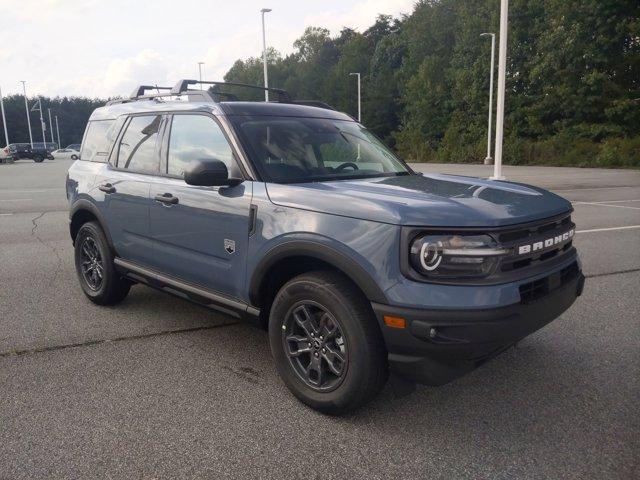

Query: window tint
[117,115,162,173]
[167,115,237,177]
[80,120,116,162]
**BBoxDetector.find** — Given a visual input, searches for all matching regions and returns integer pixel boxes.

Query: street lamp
[261,8,272,102]
[480,32,495,165]
[198,62,205,89]
[0,85,8,146]
[55,115,61,148]
[491,0,509,181]
[349,72,361,122]
[21,81,34,148]
[48,108,55,145]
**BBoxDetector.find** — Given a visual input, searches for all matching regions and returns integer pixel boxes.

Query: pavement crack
[0,323,239,359]
[30,211,63,287]
[585,268,640,279]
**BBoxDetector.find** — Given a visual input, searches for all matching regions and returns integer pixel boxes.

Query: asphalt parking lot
[1,159,638,479]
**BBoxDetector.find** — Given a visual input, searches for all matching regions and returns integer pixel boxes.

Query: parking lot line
[576,225,640,234]
[1,198,33,202]
[0,213,13,216]
[554,186,637,192]
[573,201,640,210]
[575,199,640,204]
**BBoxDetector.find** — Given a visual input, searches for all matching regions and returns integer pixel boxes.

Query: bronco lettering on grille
[517,229,574,255]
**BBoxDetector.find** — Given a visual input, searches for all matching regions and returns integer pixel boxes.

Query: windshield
[232,116,411,183]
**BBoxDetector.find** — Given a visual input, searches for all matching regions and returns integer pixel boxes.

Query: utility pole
[480,33,495,165]
[37,97,46,144]
[21,81,34,148]
[55,115,61,147]
[198,62,205,90]
[491,0,508,180]
[48,108,55,145]
[349,72,362,122]
[0,85,8,146]
[261,8,272,102]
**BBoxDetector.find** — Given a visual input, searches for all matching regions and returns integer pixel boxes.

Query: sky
[0,0,415,99]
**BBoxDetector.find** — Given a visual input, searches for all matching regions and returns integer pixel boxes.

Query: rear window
[80,120,117,162]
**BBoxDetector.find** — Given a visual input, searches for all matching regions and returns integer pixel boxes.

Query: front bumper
[372,262,585,385]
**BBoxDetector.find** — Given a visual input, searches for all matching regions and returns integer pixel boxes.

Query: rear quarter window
[80,120,117,162]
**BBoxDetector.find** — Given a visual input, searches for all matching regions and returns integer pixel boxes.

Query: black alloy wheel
[79,236,104,291]
[282,301,348,392]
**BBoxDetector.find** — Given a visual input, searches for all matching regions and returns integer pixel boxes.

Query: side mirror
[184,158,242,187]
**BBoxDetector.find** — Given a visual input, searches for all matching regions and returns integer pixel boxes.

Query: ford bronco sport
[67,80,584,414]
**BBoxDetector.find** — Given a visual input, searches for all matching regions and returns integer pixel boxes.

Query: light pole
[491,0,508,181]
[48,108,55,145]
[261,8,272,102]
[55,115,61,147]
[0,85,8,146]
[37,97,46,144]
[198,62,205,89]
[349,72,361,122]
[480,33,495,165]
[21,81,34,148]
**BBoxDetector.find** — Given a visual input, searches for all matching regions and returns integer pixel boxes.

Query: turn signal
[383,315,406,329]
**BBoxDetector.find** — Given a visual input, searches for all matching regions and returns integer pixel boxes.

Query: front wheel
[269,271,388,414]
[33,156,44,163]
[74,221,131,305]
[71,154,78,160]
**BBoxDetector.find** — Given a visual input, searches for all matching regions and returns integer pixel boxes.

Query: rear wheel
[71,154,78,160]
[74,221,130,305]
[269,271,388,414]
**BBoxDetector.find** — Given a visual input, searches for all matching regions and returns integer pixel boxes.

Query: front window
[232,116,410,183]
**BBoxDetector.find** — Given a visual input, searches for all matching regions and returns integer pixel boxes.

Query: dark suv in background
[66,80,584,414]
[3,142,56,162]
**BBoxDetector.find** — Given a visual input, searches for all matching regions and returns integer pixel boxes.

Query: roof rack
[171,79,293,102]
[106,80,335,111]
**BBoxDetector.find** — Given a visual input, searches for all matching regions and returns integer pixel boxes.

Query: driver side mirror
[184,158,243,187]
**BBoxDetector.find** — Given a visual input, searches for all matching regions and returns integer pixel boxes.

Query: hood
[265,173,573,227]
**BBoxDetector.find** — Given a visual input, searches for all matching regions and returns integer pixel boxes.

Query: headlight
[409,234,509,279]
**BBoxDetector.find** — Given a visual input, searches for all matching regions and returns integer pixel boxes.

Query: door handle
[98,183,116,194]
[154,193,179,205]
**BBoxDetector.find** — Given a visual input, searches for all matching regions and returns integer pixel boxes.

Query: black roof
[219,102,353,120]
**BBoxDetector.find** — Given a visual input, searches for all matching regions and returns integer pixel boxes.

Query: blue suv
[67,81,584,414]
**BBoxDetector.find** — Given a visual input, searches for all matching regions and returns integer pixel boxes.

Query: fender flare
[69,199,116,253]
[249,240,388,305]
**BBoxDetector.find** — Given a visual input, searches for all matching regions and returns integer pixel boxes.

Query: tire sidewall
[269,276,376,411]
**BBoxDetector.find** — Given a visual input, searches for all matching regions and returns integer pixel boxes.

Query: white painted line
[574,199,640,204]
[573,201,640,210]
[576,225,640,234]
[1,199,33,202]
[0,213,13,216]
[555,186,638,192]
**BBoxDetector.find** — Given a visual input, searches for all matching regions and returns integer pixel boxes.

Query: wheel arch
[249,241,388,320]
[69,200,116,253]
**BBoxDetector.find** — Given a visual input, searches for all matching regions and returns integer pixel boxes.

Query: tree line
[224,0,639,167]
[1,0,637,166]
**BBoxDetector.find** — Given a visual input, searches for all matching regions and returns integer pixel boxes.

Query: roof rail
[171,79,292,102]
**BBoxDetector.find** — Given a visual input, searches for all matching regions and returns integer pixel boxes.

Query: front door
[148,113,252,300]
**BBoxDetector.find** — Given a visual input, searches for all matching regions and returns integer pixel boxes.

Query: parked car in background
[0,145,14,163]
[4,142,56,162]
[66,144,81,150]
[52,147,80,160]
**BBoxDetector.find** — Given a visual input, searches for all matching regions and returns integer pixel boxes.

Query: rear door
[147,113,252,299]
[97,115,163,267]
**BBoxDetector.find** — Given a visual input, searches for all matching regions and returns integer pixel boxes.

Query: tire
[71,154,78,160]
[74,221,131,305]
[33,156,44,163]
[269,270,388,414]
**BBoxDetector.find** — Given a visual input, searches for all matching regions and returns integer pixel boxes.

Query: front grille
[519,262,579,303]
[498,214,575,273]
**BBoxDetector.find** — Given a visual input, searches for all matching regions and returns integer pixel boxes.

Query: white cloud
[0,0,416,98]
